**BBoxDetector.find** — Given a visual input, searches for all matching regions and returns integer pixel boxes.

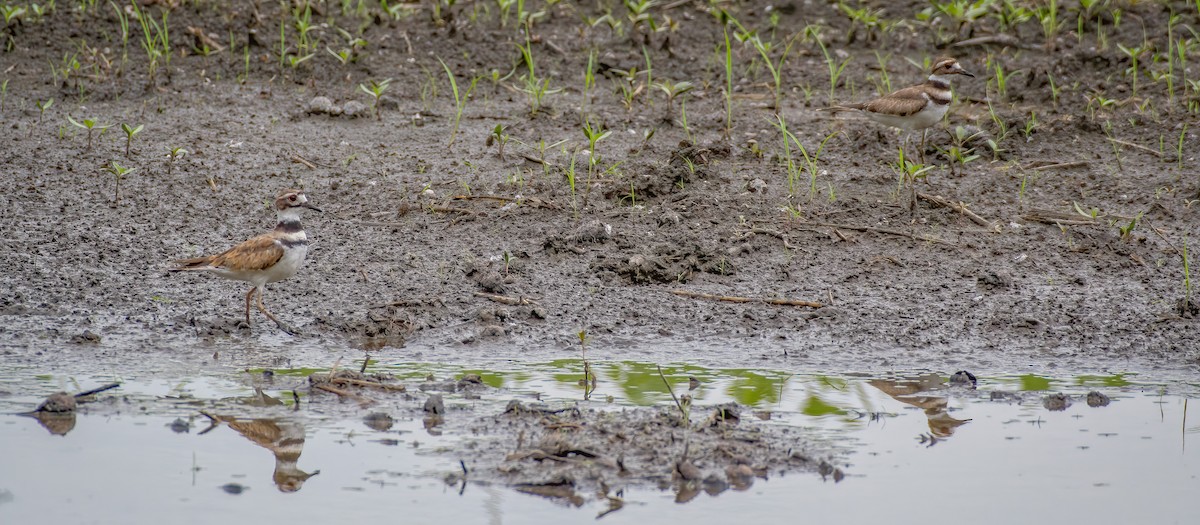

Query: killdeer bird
[828,57,974,162]
[171,189,321,335]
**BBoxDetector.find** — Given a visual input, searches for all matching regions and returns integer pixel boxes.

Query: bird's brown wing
[206,234,286,272]
[173,234,284,272]
[862,85,930,117]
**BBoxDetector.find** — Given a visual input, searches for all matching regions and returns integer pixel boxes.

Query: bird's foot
[274,321,300,336]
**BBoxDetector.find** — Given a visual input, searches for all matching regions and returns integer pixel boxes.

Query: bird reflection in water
[200,413,320,492]
[868,374,972,440]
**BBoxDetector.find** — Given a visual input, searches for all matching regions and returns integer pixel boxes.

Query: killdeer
[828,57,974,162]
[171,189,321,335]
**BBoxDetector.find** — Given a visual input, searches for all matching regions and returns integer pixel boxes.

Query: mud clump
[594,242,735,284]
[447,400,838,505]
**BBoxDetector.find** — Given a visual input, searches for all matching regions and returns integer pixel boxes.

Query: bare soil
[1,0,1198,424]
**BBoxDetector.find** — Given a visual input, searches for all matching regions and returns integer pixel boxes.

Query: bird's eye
[289,195,298,201]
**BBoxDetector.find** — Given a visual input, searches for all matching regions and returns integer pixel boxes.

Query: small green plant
[110,0,130,62]
[730,18,798,111]
[358,78,392,120]
[582,48,597,117]
[582,117,611,184]
[103,160,135,206]
[167,146,186,177]
[771,115,837,199]
[0,79,8,113]
[130,1,170,88]
[514,39,560,115]
[815,33,851,104]
[437,58,479,147]
[33,98,53,134]
[1117,212,1143,241]
[1117,42,1148,97]
[1178,124,1188,171]
[892,147,933,209]
[487,124,510,160]
[66,115,112,150]
[120,123,143,158]
[1035,0,1063,52]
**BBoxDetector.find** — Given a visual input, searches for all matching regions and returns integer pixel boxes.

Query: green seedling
[1117,42,1147,96]
[66,115,112,150]
[771,114,837,199]
[729,16,798,111]
[816,36,851,104]
[892,147,934,209]
[103,160,135,206]
[1,79,8,113]
[514,39,560,115]
[110,0,130,62]
[487,124,510,160]
[1,5,26,24]
[120,123,143,158]
[437,57,479,148]
[130,1,170,87]
[1035,0,1063,52]
[167,146,186,177]
[33,98,53,133]
[1178,124,1188,171]
[1117,212,1143,241]
[582,48,597,117]
[1072,201,1100,220]
[358,78,392,120]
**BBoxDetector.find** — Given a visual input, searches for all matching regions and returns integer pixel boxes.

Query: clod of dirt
[423,394,445,415]
[1176,298,1199,318]
[978,271,1013,290]
[341,100,368,118]
[1042,393,1072,411]
[949,370,978,388]
[363,412,395,431]
[70,330,102,344]
[1086,391,1111,407]
[596,242,734,284]
[457,400,837,504]
[569,220,612,244]
[220,483,248,495]
[35,392,77,413]
[308,370,396,386]
[306,96,335,115]
[168,418,192,433]
[472,269,506,293]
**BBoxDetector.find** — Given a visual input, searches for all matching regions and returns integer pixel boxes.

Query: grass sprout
[437,57,479,147]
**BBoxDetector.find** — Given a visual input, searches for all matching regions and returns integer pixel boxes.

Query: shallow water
[1,364,1196,525]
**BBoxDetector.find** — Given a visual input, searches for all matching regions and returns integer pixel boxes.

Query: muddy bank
[0,1,1197,379]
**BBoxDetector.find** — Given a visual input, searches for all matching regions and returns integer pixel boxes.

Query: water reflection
[200,414,319,492]
[868,375,971,439]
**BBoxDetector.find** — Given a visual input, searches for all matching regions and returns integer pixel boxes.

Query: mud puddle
[1,365,1196,524]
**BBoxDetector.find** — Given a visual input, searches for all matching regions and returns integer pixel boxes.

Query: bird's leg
[255,287,297,336]
[919,128,927,165]
[243,287,256,327]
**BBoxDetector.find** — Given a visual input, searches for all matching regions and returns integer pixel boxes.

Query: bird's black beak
[302,203,323,213]
[961,70,975,78]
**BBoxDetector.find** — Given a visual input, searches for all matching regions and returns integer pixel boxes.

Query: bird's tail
[169,256,215,272]
[820,104,864,114]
